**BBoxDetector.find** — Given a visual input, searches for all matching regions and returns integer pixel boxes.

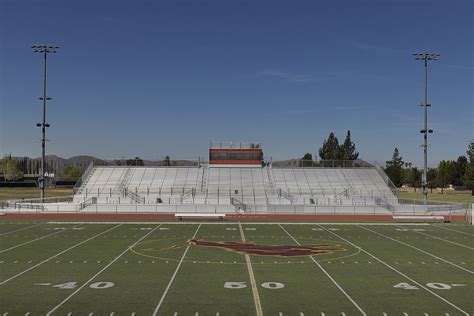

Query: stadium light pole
[413,52,439,205]
[32,44,60,201]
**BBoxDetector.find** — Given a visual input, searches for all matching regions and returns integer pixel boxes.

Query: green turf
[0,222,472,315]
[0,188,73,201]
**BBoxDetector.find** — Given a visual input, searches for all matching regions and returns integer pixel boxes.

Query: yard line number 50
[224,281,284,289]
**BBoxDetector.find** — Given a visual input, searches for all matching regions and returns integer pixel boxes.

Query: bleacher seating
[73,165,398,213]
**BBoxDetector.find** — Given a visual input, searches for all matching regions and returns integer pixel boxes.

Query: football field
[0,221,472,315]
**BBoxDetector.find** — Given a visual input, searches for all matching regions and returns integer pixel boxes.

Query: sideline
[0,223,45,236]
[395,225,474,250]
[0,224,83,254]
[358,225,473,274]
[0,224,122,285]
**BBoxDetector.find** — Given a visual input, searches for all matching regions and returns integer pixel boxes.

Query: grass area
[0,222,472,314]
[0,187,73,201]
[399,191,474,204]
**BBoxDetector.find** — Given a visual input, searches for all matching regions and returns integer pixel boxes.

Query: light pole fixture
[413,51,439,205]
[32,44,60,201]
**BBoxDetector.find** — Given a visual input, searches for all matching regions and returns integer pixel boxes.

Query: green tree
[385,148,404,187]
[463,140,474,195]
[407,167,422,192]
[319,132,340,160]
[4,159,23,181]
[436,160,455,194]
[62,164,82,180]
[164,156,171,167]
[427,168,438,193]
[126,157,144,166]
[0,155,8,175]
[339,130,359,160]
[451,156,467,186]
[301,153,313,167]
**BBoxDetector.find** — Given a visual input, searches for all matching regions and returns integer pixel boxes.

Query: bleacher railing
[272,160,374,168]
[73,161,94,194]
[374,162,399,198]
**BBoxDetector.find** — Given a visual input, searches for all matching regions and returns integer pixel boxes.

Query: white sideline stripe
[397,225,474,250]
[358,226,473,275]
[431,225,474,236]
[239,223,263,316]
[0,224,122,285]
[279,224,366,316]
[0,223,45,236]
[46,221,431,226]
[0,224,83,254]
[152,224,201,316]
[318,225,470,316]
[45,224,162,316]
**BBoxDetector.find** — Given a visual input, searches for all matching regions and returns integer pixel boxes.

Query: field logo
[188,239,346,257]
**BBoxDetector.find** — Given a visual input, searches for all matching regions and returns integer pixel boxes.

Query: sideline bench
[393,215,445,223]
[175,213,226,221]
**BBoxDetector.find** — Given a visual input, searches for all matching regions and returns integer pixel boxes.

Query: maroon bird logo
[187,239,346,257]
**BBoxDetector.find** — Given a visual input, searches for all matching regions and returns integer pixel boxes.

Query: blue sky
[0,0,472,166]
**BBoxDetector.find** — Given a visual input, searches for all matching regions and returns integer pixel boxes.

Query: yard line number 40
[394,282,465,290]
[52,282,114,289]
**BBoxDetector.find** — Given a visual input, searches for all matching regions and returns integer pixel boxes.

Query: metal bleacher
[73,163,398,214]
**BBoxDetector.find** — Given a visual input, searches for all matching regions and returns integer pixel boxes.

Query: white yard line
[278,224,366,316]
[0,224,122,285]
[358,225,473,274]
[0,224,83,254]
[431,225,474,237]
[0,223,45,236]
[46,221,430,226]
[396,226,474,250]
[239,222,263,316]
[318,225,470,316]
[45,224,162,316]
[152,224,202,316]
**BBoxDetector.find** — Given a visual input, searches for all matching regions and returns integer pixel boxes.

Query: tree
[427,168,438,193]
[339,130,359,160]
[4,159,23,181]
[451,156,467,186]
[464,140,474,195]
[319,132,340,160]
[62,164,82,180]
[407,167,422,192]
[0,155,8,175]
[436,160,455,194]
[301,153,313,167]
[126,157,144,166]
[385,148,404,187]
[164,156,171,167]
